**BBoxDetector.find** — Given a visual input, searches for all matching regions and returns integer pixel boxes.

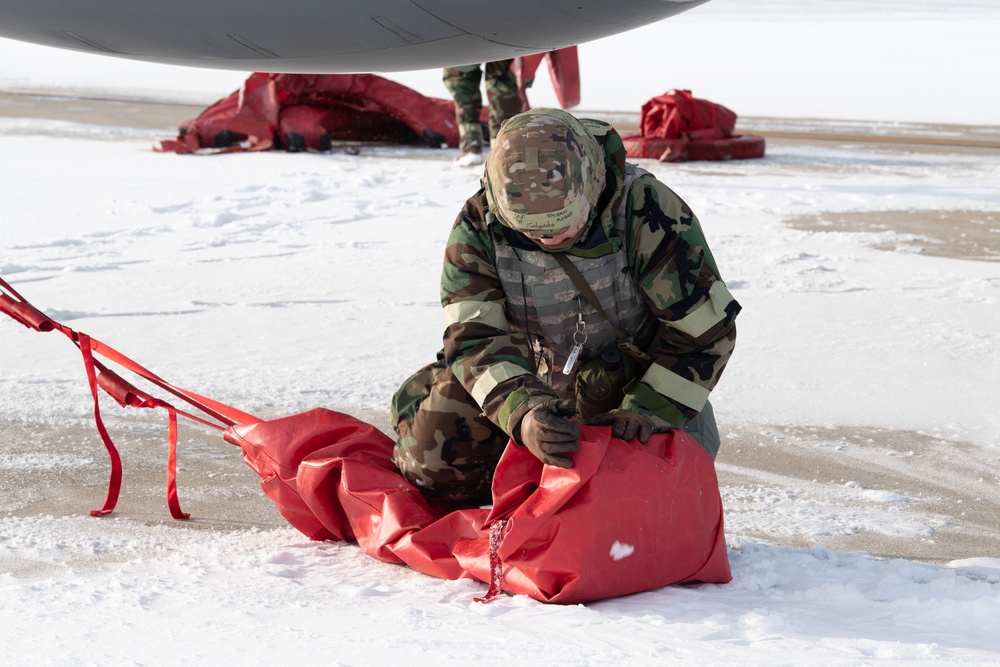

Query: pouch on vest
[575,347,643,420]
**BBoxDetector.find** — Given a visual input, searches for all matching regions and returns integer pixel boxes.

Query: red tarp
[155,72,461,154]
[622,89,765,162]
[156,50,583,156]
[226,407,731,604]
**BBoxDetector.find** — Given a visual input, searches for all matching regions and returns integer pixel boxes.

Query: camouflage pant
[390,352,510,504]
[443,60,522,152]
[390,353,722,504]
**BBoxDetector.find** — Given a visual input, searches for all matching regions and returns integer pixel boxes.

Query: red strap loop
[0,293,54,331]
[88,337,260,427]
[95,367,191,519]
[97,366,152,409]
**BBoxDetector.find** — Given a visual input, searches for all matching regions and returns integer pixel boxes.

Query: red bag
[479,425,731,602]
[3,277,730,604]
[622,89,765,163]
[225,408,731,604]
[640,88,736,141]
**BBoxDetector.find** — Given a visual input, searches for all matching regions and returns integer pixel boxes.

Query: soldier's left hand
[585,409,669,444]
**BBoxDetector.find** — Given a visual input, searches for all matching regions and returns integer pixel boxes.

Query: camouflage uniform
[391,110,740,504]
[443,60,522,154]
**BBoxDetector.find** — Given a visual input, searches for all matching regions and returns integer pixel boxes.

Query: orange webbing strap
[1,276,260,519]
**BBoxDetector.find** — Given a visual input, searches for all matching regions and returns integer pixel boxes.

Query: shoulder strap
[551,253,651,362]
[551,252,621,337]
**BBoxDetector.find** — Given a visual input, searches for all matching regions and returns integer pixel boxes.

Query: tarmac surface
[3,88,997,263]
[2,89,1000,572]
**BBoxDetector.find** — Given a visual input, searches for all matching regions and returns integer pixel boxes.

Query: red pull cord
[2,276,257,519]
[78,333,123,517]
[165,408,190,520]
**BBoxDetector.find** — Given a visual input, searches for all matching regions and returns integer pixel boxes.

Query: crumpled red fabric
[225,408,731,604]
[622,89,764,163]
[155,72,460,154]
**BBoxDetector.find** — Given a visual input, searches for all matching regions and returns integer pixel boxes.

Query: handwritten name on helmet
[484,108,606,235]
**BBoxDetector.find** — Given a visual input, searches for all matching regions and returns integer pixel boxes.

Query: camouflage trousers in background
[443,60,522,153]
[390,354,723,504]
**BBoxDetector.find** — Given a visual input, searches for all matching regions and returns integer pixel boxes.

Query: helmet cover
[484,109,606,236]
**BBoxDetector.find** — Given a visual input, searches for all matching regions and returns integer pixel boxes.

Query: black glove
[585,409,668,444]
[517,399,580,468]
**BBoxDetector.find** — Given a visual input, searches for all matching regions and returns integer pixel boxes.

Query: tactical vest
[494,164,656,397]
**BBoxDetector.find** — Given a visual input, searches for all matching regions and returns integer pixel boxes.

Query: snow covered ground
[2,1,1000,665]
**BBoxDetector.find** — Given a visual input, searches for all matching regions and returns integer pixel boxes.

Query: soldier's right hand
[518,399,580,468]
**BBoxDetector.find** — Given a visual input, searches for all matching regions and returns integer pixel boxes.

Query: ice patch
[946,558,1000,583]
[860,489,913,503]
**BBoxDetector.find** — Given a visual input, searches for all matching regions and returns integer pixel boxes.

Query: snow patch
[609,541,635,561]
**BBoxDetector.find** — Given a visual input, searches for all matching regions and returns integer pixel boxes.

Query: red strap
[88,337,259,427]
[0,277,30,303]
[473,519,508,603]
[1,276,260,520]
[0,293,55,331]
[78,334,123,517]
[2,276,257,428]
[97,364,227,432]
[97,364,205,520]
[165,408,190,520]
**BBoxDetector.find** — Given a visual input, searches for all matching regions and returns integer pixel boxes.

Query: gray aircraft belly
[0,0,710,72]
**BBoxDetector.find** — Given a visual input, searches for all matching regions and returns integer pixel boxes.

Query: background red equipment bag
[622,89,765,162]
[640,88,737,141]
[156,72,458,154]
[225,409,731,604]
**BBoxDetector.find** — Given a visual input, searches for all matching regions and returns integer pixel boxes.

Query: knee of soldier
[391,417,453,488]
[391,441,437,490]
[392,441,492,504]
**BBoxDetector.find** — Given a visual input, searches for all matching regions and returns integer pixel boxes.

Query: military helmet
[484,108,606,236]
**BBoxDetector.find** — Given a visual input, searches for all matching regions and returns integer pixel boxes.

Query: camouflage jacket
[440,119,740,437]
